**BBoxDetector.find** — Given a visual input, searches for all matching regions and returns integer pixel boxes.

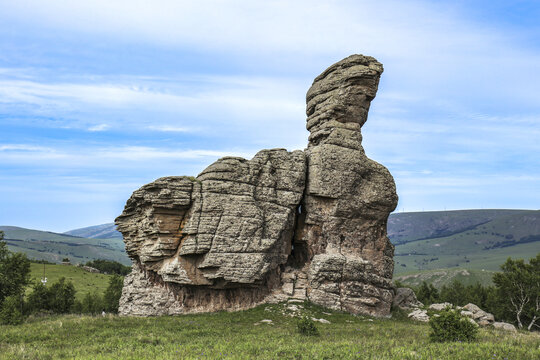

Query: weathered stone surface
[117,54,397,317]
[429,302,453,311]
[300,55,397,316]
[393,287,423,310]
[463,303,495,324]
[408,309,430,322]
[492,321,517,332]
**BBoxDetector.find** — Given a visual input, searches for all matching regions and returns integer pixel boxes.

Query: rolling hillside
[28,263,113,300]
[390,209,540,276]
[64,223,121,239]
[0,226,130,265]
[4,209,539,281]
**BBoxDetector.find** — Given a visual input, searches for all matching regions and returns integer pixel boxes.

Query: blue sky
[1,0,539,232]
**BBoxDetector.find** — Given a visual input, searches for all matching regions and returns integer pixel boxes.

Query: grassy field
[0,226,129,265]
[394,268,497,288]
[28,263,114,300]
[1,302,539,359]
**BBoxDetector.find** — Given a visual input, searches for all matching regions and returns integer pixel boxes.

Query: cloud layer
[1,0,539,231]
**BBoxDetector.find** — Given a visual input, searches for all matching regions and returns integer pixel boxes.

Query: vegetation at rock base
[297,315,319,336]
[429,308,478,343]
[1,302,539,360]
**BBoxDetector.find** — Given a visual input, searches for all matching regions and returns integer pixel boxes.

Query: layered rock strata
[117,54,398,317]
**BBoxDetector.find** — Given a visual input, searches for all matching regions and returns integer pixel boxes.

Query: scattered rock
[393,288,423,309]
[492,322,517,332]
[260,319,273,324]
[81,266,100,273]
[428,303,452,311]
[117,55,397,317]
[463,303,495,325]
[408,309,429,322]
[311,317,331,324]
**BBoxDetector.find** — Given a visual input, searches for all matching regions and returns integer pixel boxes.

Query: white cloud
[87,124,110,132]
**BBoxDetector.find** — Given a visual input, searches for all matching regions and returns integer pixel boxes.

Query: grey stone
[393,288,423,309]
[429,303,453,311]
[117,54,397,318]
[408,309,430,322]
[492,322,517,332]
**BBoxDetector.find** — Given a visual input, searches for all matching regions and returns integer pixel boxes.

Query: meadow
[1,302,538,360]
[28,263,112,300]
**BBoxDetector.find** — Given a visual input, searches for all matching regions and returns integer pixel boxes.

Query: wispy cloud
[87,124,110,132]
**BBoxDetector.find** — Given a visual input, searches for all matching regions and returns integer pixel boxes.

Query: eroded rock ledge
[116,54,398,317]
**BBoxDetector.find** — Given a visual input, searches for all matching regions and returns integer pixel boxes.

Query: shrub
[85,260,131,275]
[26,281,52,313]
[0,295,25,325]
[297,316,319,336]
[429,308,478,343]
[79,291,104,314]
[103,274,124,313]
[48,277,76,313]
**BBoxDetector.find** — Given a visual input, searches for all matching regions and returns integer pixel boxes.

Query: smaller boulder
[463,303,482,313]
[311,317,331,324]
[492,322,517,332]
[408,309,429,322]
[428,303,452,311]
[393,288,423,309]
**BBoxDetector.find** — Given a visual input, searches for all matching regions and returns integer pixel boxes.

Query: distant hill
[0,226,129,265]
[4,208,539,279]
[64,223,121,239]
[394,268,496,289]
[387,209,532,245]
[389,209,540,275]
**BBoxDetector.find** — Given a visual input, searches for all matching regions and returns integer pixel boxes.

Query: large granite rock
[117,54,397,317]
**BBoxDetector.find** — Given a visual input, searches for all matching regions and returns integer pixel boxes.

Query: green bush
[297,316,319,336]
[429,308,478,343]
[0,295,25,325]
[26,278,76,314]
[78,291,105,314]
[103,274,124,313]
[85,259,131,275]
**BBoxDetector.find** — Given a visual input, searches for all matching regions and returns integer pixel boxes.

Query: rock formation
[116,54,398,317]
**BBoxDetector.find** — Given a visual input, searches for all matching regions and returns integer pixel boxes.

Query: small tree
[48,277,76,314]
[0,295,25,325]
[27,281,52,313]
[493,253,540,331]
[81,292,104,314]
[104,275,124,313]
[416,281,439,305]
[440,280,467,306]
[0,237,31,307]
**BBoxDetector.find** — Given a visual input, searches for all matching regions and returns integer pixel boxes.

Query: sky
[1,0,539,232]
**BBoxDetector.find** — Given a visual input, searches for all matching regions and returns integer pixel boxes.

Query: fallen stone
[428,303,452,311]
[408,309,429,322]
[311,317,331,324]
[393,288,423,309]
[492,322,517,332]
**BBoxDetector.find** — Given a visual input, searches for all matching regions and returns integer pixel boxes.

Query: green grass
[28,263,114,300]
[394,268,497,288]
[0,302,538,359]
